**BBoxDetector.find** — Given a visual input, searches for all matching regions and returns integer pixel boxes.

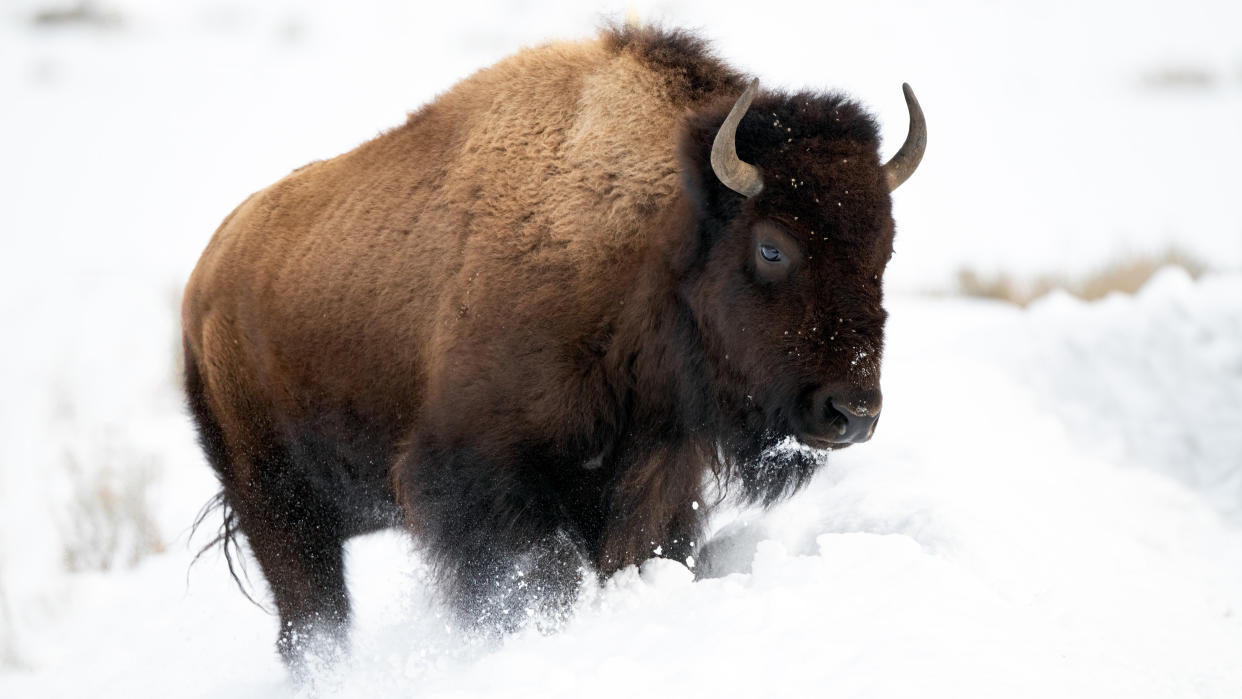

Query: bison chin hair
[693,347,829,508]
[714,428,827,508]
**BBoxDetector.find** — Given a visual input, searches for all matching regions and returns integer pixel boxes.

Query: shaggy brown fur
[183,25,911,664]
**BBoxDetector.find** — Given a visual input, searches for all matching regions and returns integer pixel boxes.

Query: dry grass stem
[956,249,1206,307]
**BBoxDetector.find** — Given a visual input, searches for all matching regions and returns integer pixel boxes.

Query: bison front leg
[447,529,588,633]
[595,441,705,575]
[393,435,590,634]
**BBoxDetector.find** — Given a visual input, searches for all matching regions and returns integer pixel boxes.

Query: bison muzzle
[182,25,925,667]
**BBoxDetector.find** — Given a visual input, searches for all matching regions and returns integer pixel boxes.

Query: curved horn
[711,78,764,197]
[882,83,927,192]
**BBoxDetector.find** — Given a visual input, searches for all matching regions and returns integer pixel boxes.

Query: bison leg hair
[595,440,706,574]
[448,530,588,634]
[184,342,351,668]
[393,434,593,633]
[394,430,711,624]
[230,495,350,668]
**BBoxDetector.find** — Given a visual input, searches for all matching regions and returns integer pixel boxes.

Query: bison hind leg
[183,340,351,672]
[191,472,353,672]
[216,484,352,674]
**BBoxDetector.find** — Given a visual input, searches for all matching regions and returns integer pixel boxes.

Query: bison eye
[751,221,799,283]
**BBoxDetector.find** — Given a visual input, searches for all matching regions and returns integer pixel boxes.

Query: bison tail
[189,491,271,614]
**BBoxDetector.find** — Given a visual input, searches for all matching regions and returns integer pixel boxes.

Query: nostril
[823,401,849,436]
[807,386,881,443]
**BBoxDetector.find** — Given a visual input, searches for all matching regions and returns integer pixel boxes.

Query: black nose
[806,386,881,444]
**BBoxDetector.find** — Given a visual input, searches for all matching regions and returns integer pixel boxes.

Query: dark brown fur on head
[673,90,894,501]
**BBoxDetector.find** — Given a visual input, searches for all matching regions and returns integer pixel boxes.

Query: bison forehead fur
[181,25,922,663]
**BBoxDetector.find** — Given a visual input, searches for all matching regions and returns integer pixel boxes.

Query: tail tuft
[190,491,270,613]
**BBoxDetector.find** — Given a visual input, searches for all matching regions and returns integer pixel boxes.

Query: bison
[182,25,925,665]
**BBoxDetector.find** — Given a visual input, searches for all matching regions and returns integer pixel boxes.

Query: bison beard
[182,25,923,667]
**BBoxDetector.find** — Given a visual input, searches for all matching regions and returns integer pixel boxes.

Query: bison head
[679,79,924,496]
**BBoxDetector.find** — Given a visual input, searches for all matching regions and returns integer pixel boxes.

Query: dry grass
[61,450,165,573]
[956,249,1206,307]
[1140,65,1220,91]
[30,2,123,29]
[56,285,185,573]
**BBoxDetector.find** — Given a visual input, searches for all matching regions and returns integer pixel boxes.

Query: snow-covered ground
[2,1,1240,697]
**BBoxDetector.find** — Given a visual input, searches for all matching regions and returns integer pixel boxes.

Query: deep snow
[5,277,1242,698]
[2,1,1241,697]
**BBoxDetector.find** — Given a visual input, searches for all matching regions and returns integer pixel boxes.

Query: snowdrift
[4,273,1241,699]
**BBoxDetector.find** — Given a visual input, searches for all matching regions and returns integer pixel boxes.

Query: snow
[2,1,1241,697]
